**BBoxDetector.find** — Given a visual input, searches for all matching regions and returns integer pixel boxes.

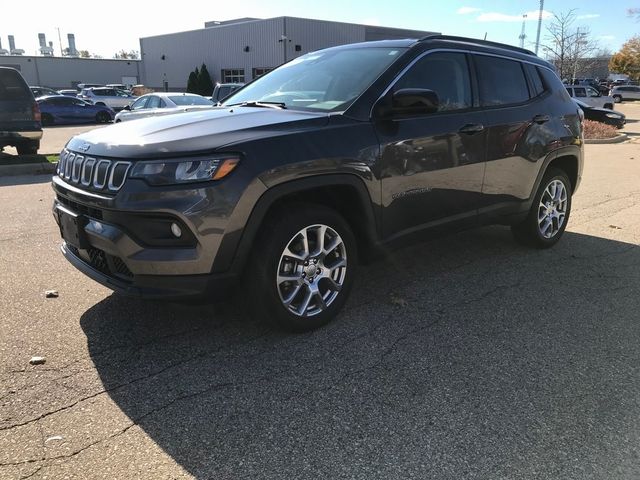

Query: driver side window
[394,52,472,112]
[131,97,149,110]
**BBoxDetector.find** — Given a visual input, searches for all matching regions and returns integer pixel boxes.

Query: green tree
[186,68,198,93]
[198,63,214,96]
[609,36,640,81]
[78,50,91,58]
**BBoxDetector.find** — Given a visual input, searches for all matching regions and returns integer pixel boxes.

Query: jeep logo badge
[77,143,91,152]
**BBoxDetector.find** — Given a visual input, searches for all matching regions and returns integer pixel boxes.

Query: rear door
[0,68,36,131]
[377,51,486,238]
[476,56,548,213]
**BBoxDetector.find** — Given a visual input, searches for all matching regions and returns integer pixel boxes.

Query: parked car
[574,99,626,128]
[58,89,80,97]
[52,36,583,332]
[76,83,103,90]
[30,86,61,98]
[0,67,42,155]
[565,85,614,109]
[114,92,213,122]
[211,83,244,103]
[610,85,640,103]
[78,87,135,110]
[37,95,114,125]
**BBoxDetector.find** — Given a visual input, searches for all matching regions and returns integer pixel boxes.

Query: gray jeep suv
[52,35,583,331]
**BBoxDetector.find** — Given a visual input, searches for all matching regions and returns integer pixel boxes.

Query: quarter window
[394,52,472,112]
[525,64,545,97]
[475,55,530,106]
[222,69,245,83]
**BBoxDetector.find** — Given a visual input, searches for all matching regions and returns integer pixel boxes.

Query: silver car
[114,92,214,122]
[564,85,615,110]
[611,85,640,103]
[79,87,135,110]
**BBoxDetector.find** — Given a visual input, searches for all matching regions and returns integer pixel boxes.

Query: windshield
[169,95,213,106]
[222,47,406,112]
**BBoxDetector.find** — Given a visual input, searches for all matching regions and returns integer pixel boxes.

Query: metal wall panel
[0,57,140,89]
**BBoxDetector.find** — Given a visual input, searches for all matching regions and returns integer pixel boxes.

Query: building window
[221,69,245,83]
[252,67,272,79]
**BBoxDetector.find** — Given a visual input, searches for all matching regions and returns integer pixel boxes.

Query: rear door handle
[458,123,485,134]
[533,114,550,124]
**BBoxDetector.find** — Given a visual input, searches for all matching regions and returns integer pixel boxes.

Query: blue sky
[4,1,638,57]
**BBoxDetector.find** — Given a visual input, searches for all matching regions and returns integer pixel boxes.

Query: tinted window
[574,87,586,98]
[475,55,529,106]
[0,69,30,100]
[587,87,600,97]
[525,64,544,97]
[394,52,471,111]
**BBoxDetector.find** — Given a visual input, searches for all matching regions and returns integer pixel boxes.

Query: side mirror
[376,88,439,117]
[122,105,131,111]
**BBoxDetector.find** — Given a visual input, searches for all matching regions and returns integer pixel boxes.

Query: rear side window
[0,69,30,100]
[574,87,587,98]
[525,64,545,97]
[475,55,529,106]
[394,52,472,111]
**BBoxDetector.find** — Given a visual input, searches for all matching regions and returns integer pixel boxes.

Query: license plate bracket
[57,206,89,250]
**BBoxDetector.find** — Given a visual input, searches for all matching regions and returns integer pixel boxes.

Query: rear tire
[41,113,54,126]
[511,168,572,249]
[95,111,111,123]
[248,204,357,332]
[613,95,622,103]
[16,141,39,156]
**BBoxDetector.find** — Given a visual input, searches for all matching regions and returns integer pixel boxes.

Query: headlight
[130,155,240,185]
[605,113,622,119]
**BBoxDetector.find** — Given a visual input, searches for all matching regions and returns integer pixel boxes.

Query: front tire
[249,204,357,332]
[613,95,622,103]
[511,168,572,249]
[16,141,39,155]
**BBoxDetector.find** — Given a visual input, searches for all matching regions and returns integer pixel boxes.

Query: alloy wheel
[537,179,568,239]
[276,224,347,317]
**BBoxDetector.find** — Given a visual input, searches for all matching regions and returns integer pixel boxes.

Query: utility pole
[56,27,63,57]
[519,14,528,48]
[534,0,544,55]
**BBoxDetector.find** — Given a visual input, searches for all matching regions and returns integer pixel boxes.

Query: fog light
[170,222,182,238]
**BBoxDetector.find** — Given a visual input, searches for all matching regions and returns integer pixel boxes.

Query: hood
[66,106,329,158]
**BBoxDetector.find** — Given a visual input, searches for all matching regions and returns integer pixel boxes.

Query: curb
[584,134,629,144]
[0,161,57,177]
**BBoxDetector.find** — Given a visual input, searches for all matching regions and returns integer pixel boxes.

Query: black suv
[52,36,583,331]
[0,67,42,155]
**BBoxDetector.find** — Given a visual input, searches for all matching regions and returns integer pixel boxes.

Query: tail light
[577,107,584,124]
[32,101,42,123]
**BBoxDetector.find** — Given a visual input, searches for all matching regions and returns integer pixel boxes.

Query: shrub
[583,119,619,139]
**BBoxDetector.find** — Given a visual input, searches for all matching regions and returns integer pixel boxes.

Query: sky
[1,0,638,58]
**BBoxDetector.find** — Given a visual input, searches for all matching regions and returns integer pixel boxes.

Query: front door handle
[458,123,485,134]
[533,114,550,124]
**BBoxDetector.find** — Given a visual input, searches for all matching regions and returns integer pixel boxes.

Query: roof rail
[418,34,536,56]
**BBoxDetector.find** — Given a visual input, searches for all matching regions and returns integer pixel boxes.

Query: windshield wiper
[227,101,287,109]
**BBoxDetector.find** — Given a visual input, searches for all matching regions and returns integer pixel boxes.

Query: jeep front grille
[57,149,131,193]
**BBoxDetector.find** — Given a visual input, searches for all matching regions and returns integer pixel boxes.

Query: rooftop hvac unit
[0,38,7,56]
[66,33,78,57]
[38,33,54,56]
[8,35,24,55]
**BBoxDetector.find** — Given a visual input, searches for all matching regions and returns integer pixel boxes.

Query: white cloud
[577,14,600,20]
[457,7,481,15]
[477,10,553,22]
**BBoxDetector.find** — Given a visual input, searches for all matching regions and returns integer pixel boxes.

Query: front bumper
[61,242,238,300]
[52,173,245,300]
[0,129,43,141]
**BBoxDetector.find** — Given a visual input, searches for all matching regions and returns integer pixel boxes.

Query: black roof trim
[418,34,536,56]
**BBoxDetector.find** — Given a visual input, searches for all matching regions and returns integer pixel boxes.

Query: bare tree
[542,10,600,80]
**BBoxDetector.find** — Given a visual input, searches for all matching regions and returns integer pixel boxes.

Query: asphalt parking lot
[1,105,639,479]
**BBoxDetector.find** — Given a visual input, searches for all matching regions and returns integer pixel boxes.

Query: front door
[376,51,486,239]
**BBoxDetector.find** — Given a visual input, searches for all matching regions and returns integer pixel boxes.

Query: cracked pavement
[1,104,640,479]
